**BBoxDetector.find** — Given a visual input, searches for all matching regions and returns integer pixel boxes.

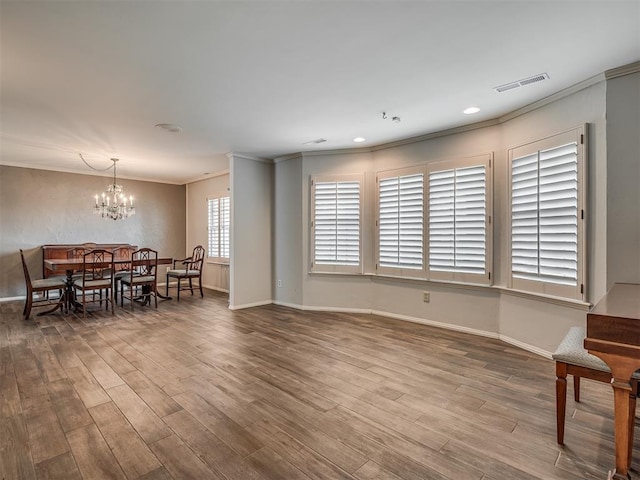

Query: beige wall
[186,173,230,293]
[229,155,273,309]
[606,71,640,285]
[0,165,186,297]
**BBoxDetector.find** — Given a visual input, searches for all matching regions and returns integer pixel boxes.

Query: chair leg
[556,362,568,445]
[23,292,33,320]
[199,278,203,298]
[177,278,181,301]
[166,274,170,297]
[573,376,581,403]
[189,278,193,295]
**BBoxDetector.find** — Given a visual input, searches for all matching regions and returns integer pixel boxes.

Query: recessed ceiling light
[463,107,480,115]
[155,123,182,133]
[353,137,366,143]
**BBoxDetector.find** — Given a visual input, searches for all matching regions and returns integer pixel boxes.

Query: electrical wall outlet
[423,291,430,303]
[277,279,282,288]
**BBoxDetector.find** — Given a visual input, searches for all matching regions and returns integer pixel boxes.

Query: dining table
[44,256,174,310]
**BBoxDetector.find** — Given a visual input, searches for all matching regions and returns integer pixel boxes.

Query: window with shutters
[376,166,425,278]
[310,175,363,274]
[509,127,586,300]
[207,196,230,261]
[427,154,492,284]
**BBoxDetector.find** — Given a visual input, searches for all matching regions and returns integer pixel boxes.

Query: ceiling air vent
[494,73,549,93]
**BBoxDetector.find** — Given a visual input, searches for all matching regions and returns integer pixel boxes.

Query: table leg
[65,269,74,312]
[590,352,640,480]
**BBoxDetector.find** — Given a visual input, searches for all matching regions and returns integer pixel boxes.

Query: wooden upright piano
[585,283,640,479]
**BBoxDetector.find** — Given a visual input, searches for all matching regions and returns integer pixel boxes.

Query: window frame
[426,154,493,285]
[207,195,231,263]
[507,126,587,301]
[310,174,364,274]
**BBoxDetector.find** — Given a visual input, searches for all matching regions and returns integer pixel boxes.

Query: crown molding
[371,119,500,153]
[226,152,273,164]
[184,169,230,184]
[498,72,605,124]
[605,61,640,80]
[0,161,184,185]
[273,152,304,164]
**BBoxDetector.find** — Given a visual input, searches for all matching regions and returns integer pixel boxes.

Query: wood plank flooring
[1,290,638,479]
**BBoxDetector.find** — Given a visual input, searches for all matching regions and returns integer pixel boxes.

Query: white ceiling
[2,1,639,185]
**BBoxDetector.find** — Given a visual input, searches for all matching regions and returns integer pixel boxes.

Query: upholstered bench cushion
[553,326,640,379]
[553,327,609,372]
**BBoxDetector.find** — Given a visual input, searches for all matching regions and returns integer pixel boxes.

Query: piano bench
[553,326,639,445]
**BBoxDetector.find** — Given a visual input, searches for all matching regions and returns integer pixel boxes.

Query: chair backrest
[189,245,205,272]
[19,249,33,288]
[113,245,136,272]
[132,248,158,278]
[82,249,114,281]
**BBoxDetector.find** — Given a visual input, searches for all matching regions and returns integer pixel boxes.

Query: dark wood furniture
[585,283,640,480]
[73,249,115,318]
[44,256,174,309]
[120,248,158,310]
[19,249,67,319]
[554,326,639,448]
[166,245,205,301]
[42,243,136,278]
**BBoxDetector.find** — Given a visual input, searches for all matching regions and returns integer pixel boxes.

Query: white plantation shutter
[219,196,230,258]
[378,173,424,269]
[208,196,230,260]
[311,176,362,273]
[509,127,585,300]
[512,143,578,285]
[429,165,486,273]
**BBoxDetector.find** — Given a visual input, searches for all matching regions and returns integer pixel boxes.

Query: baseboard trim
[229,299,273,310]
[203,284,229,294]
[499,334,553,359]
[370,309,500,340]
[273,300,551,359]
[0,295,25,303]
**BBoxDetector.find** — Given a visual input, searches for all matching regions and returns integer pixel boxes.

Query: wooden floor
[1,290,638,480]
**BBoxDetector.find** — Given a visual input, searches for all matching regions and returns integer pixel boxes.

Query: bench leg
[574,376,581,403]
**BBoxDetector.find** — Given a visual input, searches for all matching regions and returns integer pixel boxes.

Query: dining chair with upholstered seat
[72,249,114,318]
[120,248,158,310]
[20,249,67,320]
[166,245,205,301]
[111,245,136,302]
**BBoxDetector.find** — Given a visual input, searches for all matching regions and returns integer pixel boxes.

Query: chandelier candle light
[87,156,135,220]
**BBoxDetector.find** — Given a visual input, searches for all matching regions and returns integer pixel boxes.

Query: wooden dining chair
[20,249,66,320]
[554,326,639,460]
[111,245,136,302]
[72,249,114,318]
[166,245,205,301]
[120,248,158,310]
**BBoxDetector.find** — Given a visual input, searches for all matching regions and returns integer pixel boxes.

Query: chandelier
[81,155,136,220]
